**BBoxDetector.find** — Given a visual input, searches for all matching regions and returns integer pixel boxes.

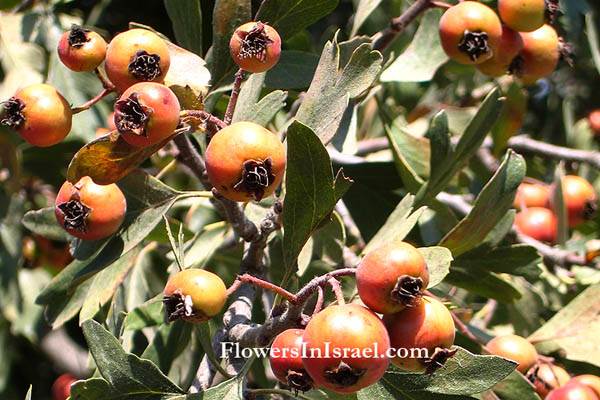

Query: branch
[506,135,600,170]
[372,0,435,53]
[172,132,210,188]
[211,189,259,242]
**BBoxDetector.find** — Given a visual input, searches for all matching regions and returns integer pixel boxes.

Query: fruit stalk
[71,88,114,114]
[223,69,245,125]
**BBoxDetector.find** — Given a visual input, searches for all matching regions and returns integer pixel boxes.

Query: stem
[172,133,210,188]
[294,268,357,306]
[312,286,325,315]
[372,0,435,53]
[181,110,228,134]
[155,158,178,180]
[223,69,245,125]
[211,189,260,242]
[71,88,114,114]
[226,279,243,297]
[236,273,296,303]
[328,277,346,305]
[94,67,115,90]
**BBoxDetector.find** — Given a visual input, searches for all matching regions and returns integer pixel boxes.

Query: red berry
[551,175,597,228]
[230,22,281,73]
[514,207,558,243]
[529,363,571,399]
[163,268,227,323]
[486,334,537,374]
[114,82,181,147]
[589,110,600,135]
[570,376,600,398]
[356,240,429,314]
[498,0,546,33]
[513,183,550,210]
[1,83,72,147]
[438,1,503,65]
[105,28,171,92]
[55,176,127,241]
[205,121,286,202]
[477,24,523,77]
[57,24,107,72]
[301,304,390,394]
[546,382,599,400]
[269,329,316,393]
[513,24,560,84]
[383,296,456,373]
[52,374,78,400]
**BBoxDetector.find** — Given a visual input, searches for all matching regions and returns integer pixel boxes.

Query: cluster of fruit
[439,0,562,83]
[266,241,456,394]
[513,176,597,243]
[487,334,600,399]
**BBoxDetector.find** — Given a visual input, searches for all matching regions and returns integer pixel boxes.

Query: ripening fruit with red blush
[498,0,546,33]
[546,383,600,400]
[477,24,523,77]
[52,374,78,400]
[512,24,560,84]
[205,121,286,202]
[105,28,170,92]
[57,24,107,72]
[356,240,429,314]
[513,183,550,210]
[114,82,181,147]
[163,268,227,323]
[589,110,600,135]
[270,329,316,393]
[529,363,571,398]
[551,175,598,228]
[383,296,456,373]
[1,83,72,147]
[438,1,503,65]
[514,207,558,243]
[486,334,538,374]
[302,304,390,394]
[55,176,127,241]
[230,22,281,73]
[570,376,600,398]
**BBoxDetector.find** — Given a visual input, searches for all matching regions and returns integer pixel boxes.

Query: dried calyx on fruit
[1,83,72,147]
[114,93,153,136]
[230,22,281,73]
[128,50,162,81]
[162,268,227,323]
[58,24,107,72]
[205,121,286,202]
[270,329,316,394]
[55,176,127,241]
[356,240,429,314]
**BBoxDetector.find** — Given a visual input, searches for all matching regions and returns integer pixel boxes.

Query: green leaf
[380,9,448,83]
[141,320,192,374]
[265,51,320,89]
[36,172,179,306]
[416,89,505,206]
[439,150,526,257]
[78,249,139,324]
[67,130,176,185]
[22,207,71,242]
[296,35,382,145]
[350,0,383,36]
[358,347,516,398]
[419,246,452,288]
[529,282,600,367]
[454,245,542,280]
[123,298,164,331]
[445,267,522,303]
[586,11,600,76]
[363,194,425,255]
[164,0,203,55]
[207,0,251,90]
[551,166,568,247]
[427,112,452,184]
[491,82,527,157]
[385,125,426,192]
[255,0,338,40]
[81,319,184,394]
[492,370,541,400]
[232,72,287,125]
[282,121,353,269]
